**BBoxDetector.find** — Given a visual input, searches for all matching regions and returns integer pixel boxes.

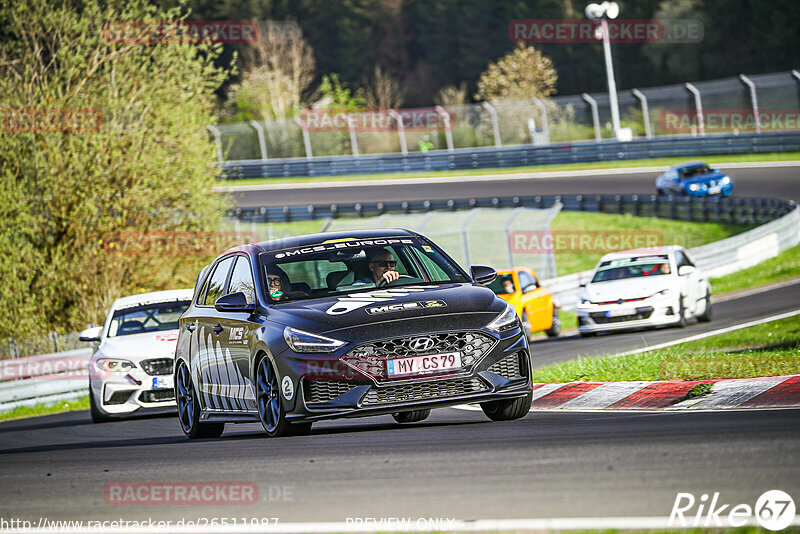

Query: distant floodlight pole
[435,106,454,152]
[631,89,652,139]
[249,120,268,160]
[684,82,705,136]
[739,74,760,135]
[388,109,408,155]
[293,116,313,159]
[482,102,502,148]
[207,125,224,163]
[582,93,602,141]
[586,2,622,140]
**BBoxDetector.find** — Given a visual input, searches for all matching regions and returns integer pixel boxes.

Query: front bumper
[89,358,177,416]
[685,183,733,197]
[576,296,680,334]
[280,328,532,423]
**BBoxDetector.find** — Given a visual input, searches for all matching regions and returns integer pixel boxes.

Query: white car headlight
[486,303,520,333]
[688,183,701,191]
[283,327,346,353]
[94,358,136,373]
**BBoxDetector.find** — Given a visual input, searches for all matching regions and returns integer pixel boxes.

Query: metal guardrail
[219,132,800,179]
[0,348,92,411]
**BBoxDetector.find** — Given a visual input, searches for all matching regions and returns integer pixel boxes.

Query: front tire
[676,295,688,328]
[697,290,712,322]
[255,356,311,437]
[545,307,561,338]
[89,385,114,423]
[392,409,431,424]
[481,391,532,421]
[521,312,533,341]
[176,360,224,439]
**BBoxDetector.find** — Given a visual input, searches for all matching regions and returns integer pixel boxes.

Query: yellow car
[487,267,560,340]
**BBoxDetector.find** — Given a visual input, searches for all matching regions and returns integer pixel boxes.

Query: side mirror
[522,284,538,293]
[79,326,102,342]
[470,265,497,285]
[678,265,696,276]
[215,292,252,312]
[579,281,587,288]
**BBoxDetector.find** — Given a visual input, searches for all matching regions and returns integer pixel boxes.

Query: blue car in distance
[655,162,733,197]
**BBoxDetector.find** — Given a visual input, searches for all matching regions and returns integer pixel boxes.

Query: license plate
[708,186,721,194]
[152,376,173,389]
[606,308,635,317]
[387,352,462,377]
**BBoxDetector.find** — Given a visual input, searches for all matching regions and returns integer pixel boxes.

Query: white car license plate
[606,308,635,317]
[708,185,721,194]
[152,376,173,389]
[387,352,462,377]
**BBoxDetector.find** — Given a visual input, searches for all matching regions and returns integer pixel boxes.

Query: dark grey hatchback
[174,229,532,438]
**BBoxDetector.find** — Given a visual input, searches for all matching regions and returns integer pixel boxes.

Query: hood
[97,330,179,360]
[584,276,674,303]
[265,283,501,333]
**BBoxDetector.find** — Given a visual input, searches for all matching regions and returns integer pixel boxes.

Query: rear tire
[176,360,224,439]
[392,409,431,424]
[545,307,561,338]
[481,391,532,421]
[89,386,114,423]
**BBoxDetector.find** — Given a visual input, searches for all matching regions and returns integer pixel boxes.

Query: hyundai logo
[409,337,435,352]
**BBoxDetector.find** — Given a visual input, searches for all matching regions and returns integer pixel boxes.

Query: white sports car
[576,246,711,336]
[80,289,193,422]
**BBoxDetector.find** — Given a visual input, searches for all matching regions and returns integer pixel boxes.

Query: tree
[475,44,558,102]
[0,0,230,335]
[363,66,404,109]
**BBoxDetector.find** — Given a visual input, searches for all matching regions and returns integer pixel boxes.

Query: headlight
[283,327,346,353]
[688,183,701,191]
[486,303,520,333]
[720,176,730,185]
[94,358,135,373]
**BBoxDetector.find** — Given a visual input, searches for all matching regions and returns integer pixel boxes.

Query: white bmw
[79,289,193,422]
[576,246,711,336]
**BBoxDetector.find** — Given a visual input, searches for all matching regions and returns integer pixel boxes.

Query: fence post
[532,98,550,145]
[388,109,408,155]
[348,119,359,157]
[684,82,705,136]
[482,102,502,148]
[582,94,601,141]
[435,106,454,152]
[207,125,224,163]
[293,116,313,159]
[249,120,269,160]
[632,89,653,139]
[739,74,760,134]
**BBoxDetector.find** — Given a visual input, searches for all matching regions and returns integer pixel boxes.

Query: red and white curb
[527,374,800,411]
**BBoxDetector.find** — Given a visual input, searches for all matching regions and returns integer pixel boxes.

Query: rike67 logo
[669,490,796,530]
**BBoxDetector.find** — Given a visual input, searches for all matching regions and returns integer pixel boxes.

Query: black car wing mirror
[215,292,253,313]
[470,265,497,285]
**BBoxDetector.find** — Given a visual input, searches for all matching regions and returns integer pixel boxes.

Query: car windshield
[679,165,710,179]
[107,300,191,337]
[591,255,671,282]
[487,274,515,295]
[259,237,468,302]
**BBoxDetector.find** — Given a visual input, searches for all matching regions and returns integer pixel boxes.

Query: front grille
[105,390,134,405]
[304,380,361,405]
[343,331,496,380]
[140,358,173,376]
[590,307,654,324]
[488,353,524,380]
[139,389,175,403]
[362,377,488,405]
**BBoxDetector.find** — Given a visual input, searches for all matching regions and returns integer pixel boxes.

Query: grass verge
[710,243,800,294]
[534,313,800,383]
[219,151,800,187]
[0,395,89,422]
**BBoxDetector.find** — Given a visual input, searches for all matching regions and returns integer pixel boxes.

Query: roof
[598,245,685,261]
[222,228,421,255]
[111,288,194,311]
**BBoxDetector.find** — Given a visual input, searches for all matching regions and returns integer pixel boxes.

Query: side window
[518,271,538,292]
[202,256,235,306]
[228,256,255,304]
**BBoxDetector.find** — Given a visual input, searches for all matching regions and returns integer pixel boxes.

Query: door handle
[185,323,196,332]
[212,324,224,335]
